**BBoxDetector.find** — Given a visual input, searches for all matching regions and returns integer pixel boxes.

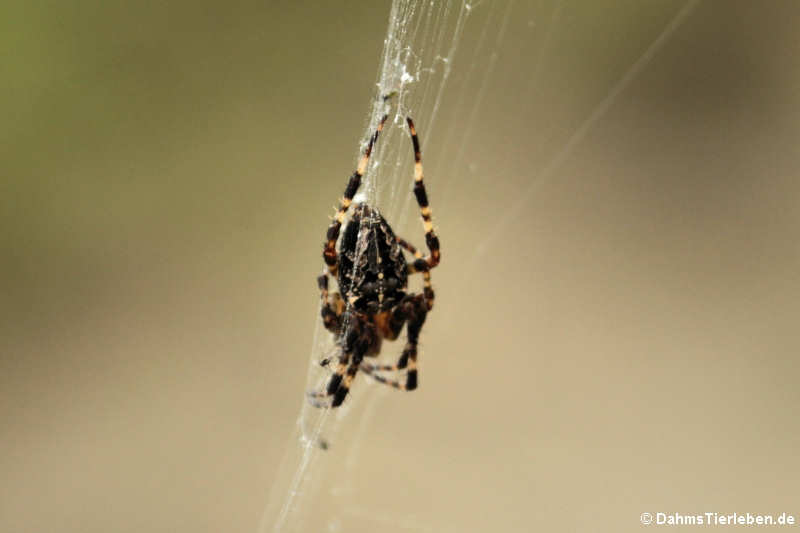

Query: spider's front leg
[360,295,428,391]
[330,346,367,407]
[307,321,357,407]
[308,314,375,408]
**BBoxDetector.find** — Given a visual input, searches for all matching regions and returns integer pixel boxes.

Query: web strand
[462,0,702,281]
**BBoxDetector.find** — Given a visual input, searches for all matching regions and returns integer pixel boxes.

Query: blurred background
[2,1,799,532]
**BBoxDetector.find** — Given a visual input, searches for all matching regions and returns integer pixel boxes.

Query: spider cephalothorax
[309,115,440,408]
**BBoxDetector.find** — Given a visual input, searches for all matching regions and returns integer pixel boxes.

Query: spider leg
[317,272,344,333]
[360,361,404,373]
[305,346,352,408]
[329,325,372,407]
[360,295,427,391]
[406,118,441,271]
[359,365,408,390]
[307,315,372,408]
[399,237,435,310]
[332,352,365,407]
[322,115,388,278]
[306,388,333,408]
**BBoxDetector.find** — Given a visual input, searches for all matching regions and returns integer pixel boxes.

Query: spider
[308,115,440,408]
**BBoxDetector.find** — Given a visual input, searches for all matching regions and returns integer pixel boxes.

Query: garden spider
[308,115,440,408]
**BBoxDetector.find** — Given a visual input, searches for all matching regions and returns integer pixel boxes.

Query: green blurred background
[2,1,799,532]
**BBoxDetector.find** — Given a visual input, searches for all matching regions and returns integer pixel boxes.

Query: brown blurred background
[2,1,799,532]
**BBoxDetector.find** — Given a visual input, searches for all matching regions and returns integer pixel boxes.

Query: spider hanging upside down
[308,115,440,408]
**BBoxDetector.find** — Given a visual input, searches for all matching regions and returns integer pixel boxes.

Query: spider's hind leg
[399,237,435,310]
[322,115,388,277]
[406,118,441,270]
[317,271,344,333]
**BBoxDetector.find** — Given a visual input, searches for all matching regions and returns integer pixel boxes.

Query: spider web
[259,3,472,531]
[260,1,701,531]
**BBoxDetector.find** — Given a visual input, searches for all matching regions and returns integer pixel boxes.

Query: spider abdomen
[337,204,408,311]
